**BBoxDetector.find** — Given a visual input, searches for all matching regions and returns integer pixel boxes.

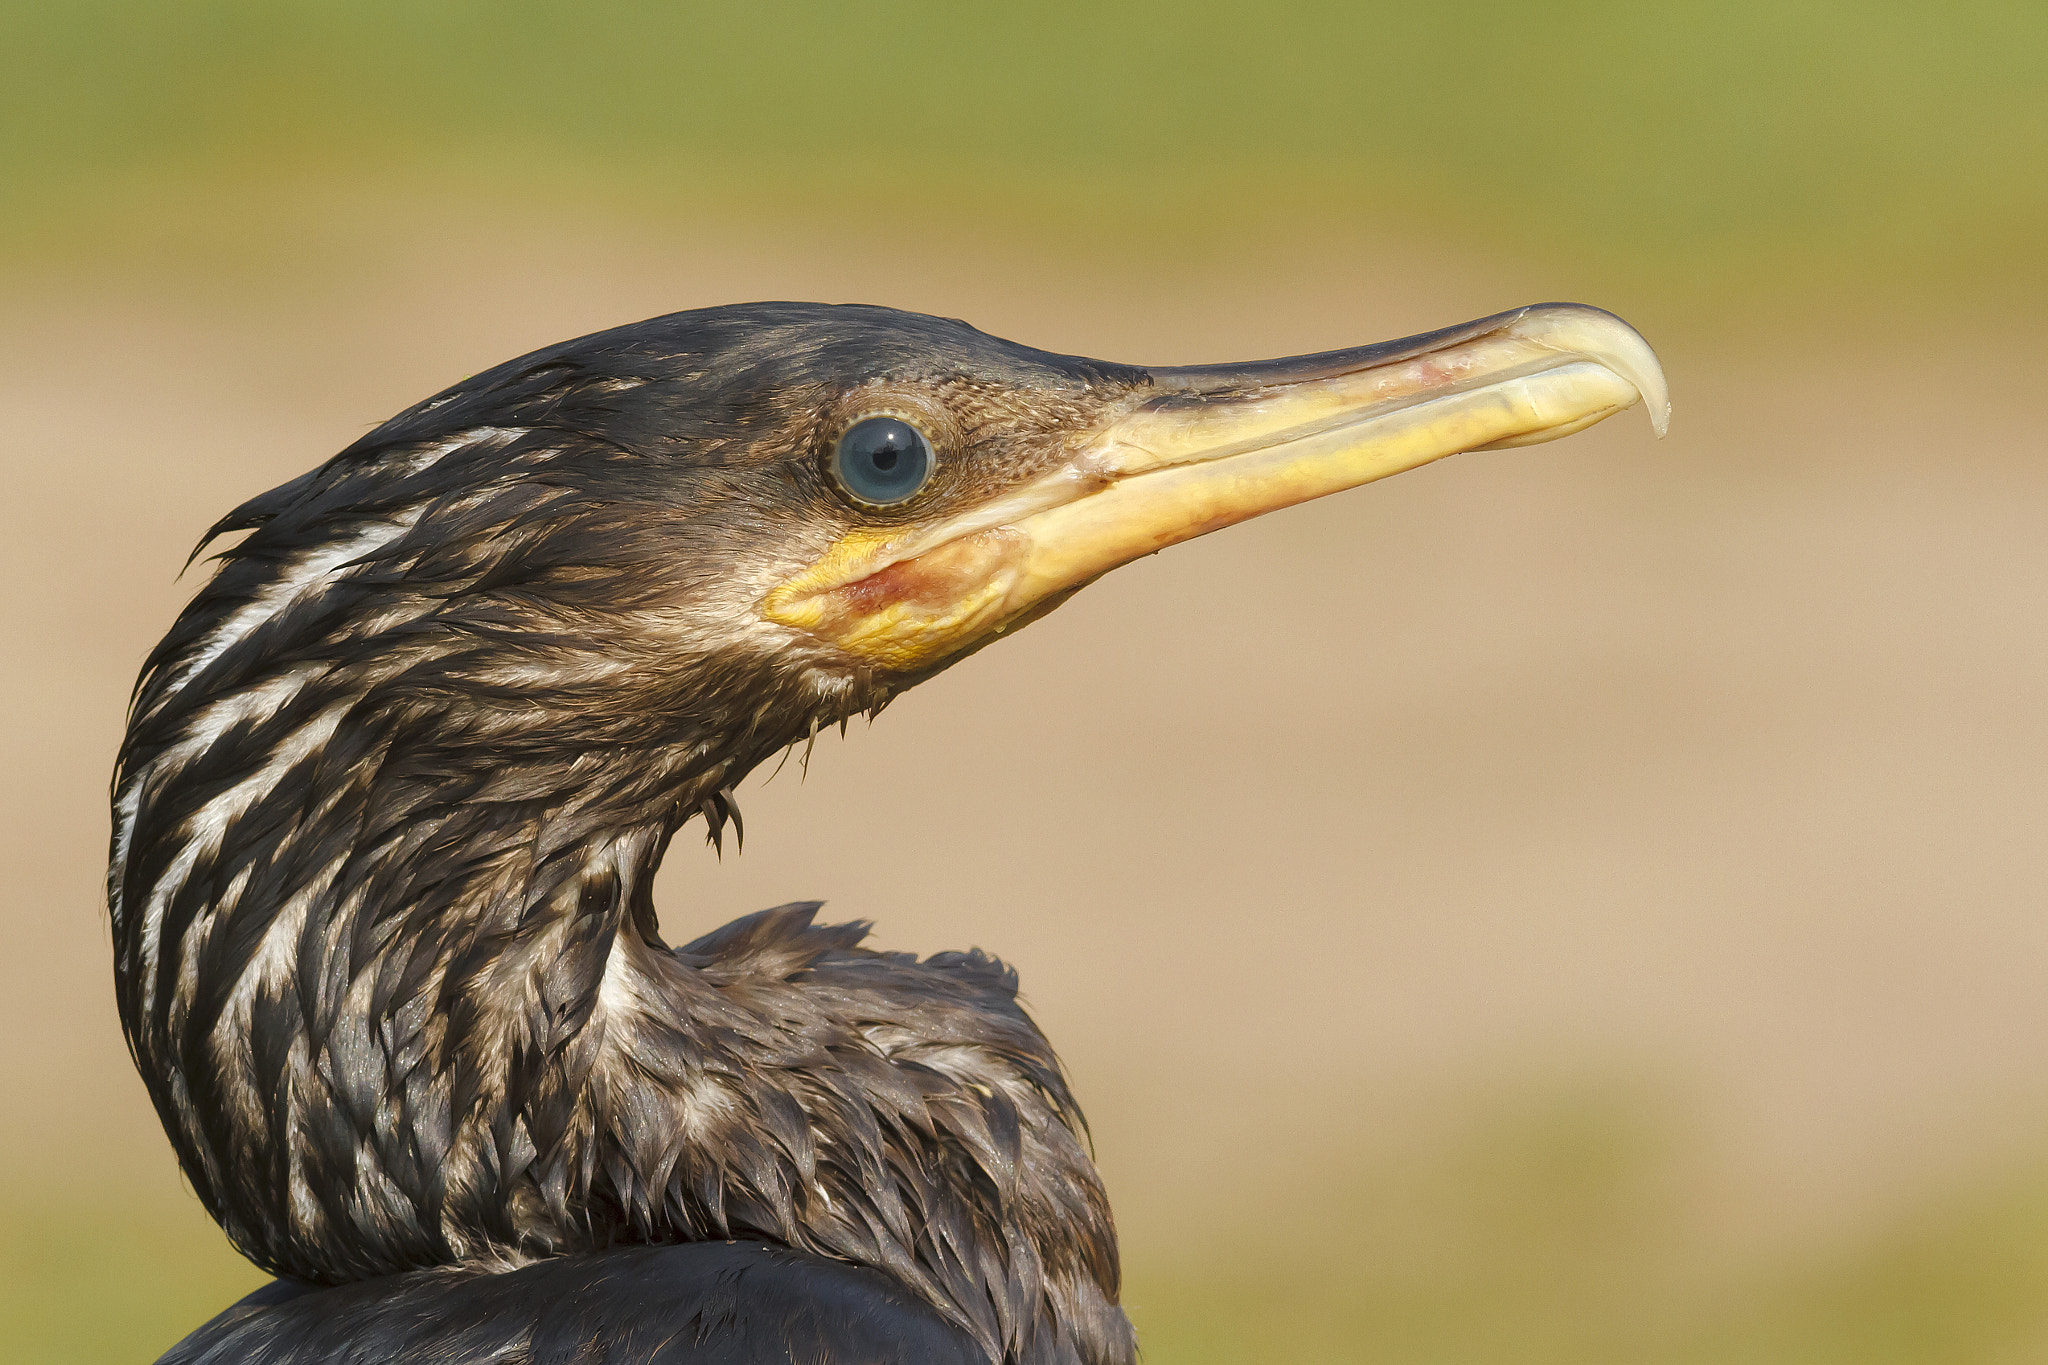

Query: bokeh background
[4,3,2047,1361]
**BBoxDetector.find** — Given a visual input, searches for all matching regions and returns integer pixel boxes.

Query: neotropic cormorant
[109,301,1667,1364]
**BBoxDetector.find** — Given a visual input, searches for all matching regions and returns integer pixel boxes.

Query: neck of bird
[114,662,1130,1364]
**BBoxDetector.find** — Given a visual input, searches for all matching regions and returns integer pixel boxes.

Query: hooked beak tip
[1505,303,1670,438]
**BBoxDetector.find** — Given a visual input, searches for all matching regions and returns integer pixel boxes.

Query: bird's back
[158,1241,987,1365]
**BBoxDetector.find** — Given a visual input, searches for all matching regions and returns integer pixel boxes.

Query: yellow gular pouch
[762,526,1033,674]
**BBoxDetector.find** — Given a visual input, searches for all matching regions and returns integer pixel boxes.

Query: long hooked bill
[765,302,1669,674]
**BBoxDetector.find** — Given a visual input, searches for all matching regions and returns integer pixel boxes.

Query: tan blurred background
[5,3,2047,1361]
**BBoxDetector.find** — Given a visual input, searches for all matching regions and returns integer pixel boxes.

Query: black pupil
[834,417,931,505]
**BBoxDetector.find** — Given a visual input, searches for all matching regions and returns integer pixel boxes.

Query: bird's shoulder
[157,1241,988,1365]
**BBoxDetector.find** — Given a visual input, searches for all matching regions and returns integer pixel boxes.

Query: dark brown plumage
[111,300,1666,1364]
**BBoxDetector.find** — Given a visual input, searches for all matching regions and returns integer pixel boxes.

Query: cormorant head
[109,299,1665,1358]
[145,300,1664,839]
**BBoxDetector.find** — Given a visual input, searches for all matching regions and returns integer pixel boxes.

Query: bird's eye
[831,416,935,507]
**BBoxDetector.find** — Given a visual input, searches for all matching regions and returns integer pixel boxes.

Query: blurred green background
[5,2,2048,1362]
[6,0,2044,319]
